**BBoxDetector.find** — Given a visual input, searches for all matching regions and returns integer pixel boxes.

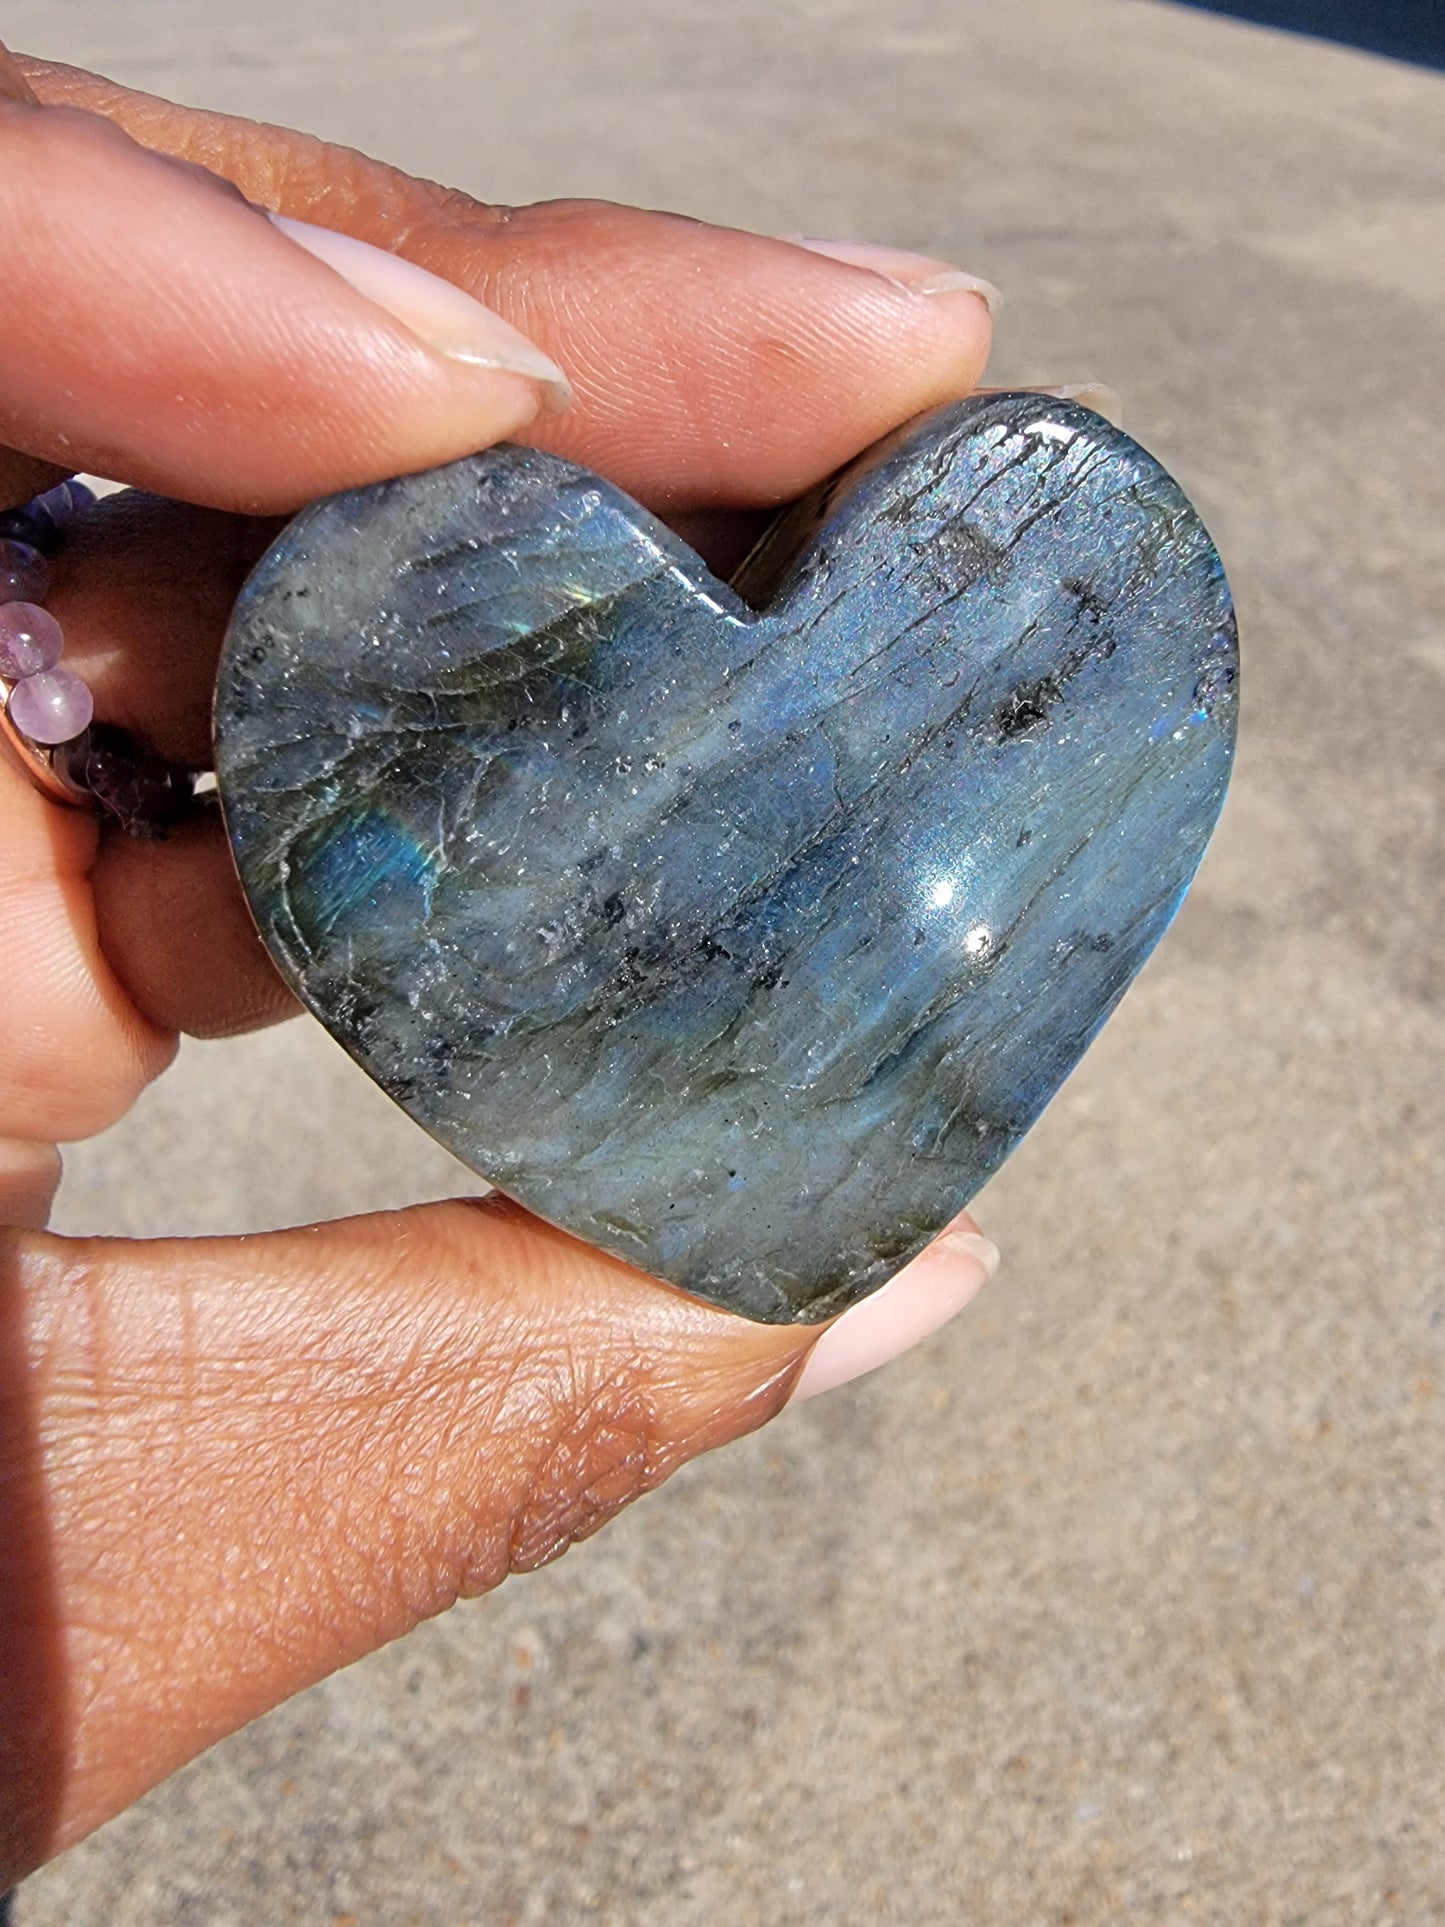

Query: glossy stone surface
[217,395,1237,1323]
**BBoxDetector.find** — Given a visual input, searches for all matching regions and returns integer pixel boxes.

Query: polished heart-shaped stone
[216,394,1236,1323]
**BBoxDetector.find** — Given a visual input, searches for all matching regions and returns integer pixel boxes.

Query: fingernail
[1035,382,1124,427]
[789,1227,1000,1402]
[784,237,1003,315]
[267,213,573,409]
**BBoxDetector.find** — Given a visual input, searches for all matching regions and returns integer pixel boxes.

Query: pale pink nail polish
[267,213,573,408]
[784,237,1003,315]
[973,382,1123,427]
[1048,382,1123,426]
[789,1228,1000,1402]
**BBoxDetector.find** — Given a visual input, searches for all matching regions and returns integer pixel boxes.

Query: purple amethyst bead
[0,601,63,678]
[0,481,85,553]
[7,666,94,744]
[32,483,78,528]
[0,507,49,550]
[0,540,50,607]
[57,723,198,835]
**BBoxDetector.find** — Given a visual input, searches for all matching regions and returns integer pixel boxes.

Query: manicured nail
[1053,383,1123,426]
[267,214,572,409]
[789,1226,1000,1402]
[972,384,1123,427]
[785,237,1003,315]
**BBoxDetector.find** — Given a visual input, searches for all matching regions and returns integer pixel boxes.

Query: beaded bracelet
[0,482,202,834]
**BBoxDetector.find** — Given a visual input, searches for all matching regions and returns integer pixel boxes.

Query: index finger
[0,41,72,506]
[14,50,994,515]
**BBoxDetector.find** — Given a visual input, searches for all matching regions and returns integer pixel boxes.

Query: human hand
[0,45,1000,1880]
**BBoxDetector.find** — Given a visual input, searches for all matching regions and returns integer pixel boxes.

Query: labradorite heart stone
[217,395,1236,1323]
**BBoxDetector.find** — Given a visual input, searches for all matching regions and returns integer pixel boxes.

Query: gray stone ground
[9,0,1444,1920]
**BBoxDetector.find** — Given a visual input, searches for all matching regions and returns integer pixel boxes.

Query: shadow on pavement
[1170,0,1445,68]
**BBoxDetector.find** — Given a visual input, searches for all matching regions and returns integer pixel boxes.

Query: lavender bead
[0,540,50,607]
[63,480,97,512]
[7,666,94,744]
[0,601,63,678]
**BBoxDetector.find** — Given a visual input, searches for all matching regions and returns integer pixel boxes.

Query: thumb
[0,1194,993,1877]
[0,88,568,513]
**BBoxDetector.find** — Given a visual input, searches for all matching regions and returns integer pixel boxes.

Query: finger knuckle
[459,1368,668,1592]
[511,1374,663,1575]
